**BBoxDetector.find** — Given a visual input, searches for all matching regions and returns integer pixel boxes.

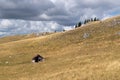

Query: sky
[0,0,120,37]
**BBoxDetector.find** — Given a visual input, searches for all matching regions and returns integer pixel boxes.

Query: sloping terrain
[0,16,120,80]
[0,32,53,44]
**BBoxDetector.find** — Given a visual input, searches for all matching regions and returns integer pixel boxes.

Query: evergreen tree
[54,30,57,33]
[84,19,87,24]
[63,29,65,32]
[86,19,90,23]
[86,19,88,23]
[78,22,82,27]
[96,18,99,21]
[75,24,78,28]
[94,17,97,21]
[91,18,93,22]
[75,21,82,28]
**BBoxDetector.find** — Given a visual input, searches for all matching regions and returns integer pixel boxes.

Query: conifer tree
[84,19,87,24]
[78,22,82,27]
[91,18,93,22]
[96,18,99,21]
[75,24,78,28]
[94,17,97,21]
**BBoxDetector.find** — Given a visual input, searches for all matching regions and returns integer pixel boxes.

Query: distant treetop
[75,17,100,28]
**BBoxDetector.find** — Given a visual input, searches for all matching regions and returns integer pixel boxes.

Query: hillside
[0,32,53,44]
[0,16,120,80]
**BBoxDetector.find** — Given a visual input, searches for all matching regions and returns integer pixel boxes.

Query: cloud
[0,19,64,37]
[0,0,120,23]
[0,19,12,27]
[0,0,54,20]
[0,0,120,37]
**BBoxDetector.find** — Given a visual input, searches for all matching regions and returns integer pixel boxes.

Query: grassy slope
[0,34,37,44]
[0,32,53,44]
[0,16,120,80]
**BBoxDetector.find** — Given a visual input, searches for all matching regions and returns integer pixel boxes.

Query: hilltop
[0,15,120,80]
[0,32,54,44]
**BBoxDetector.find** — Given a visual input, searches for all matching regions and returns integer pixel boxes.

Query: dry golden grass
[0,16,120,80]
[0,32,54,44]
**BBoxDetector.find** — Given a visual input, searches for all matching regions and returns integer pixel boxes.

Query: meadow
[0,16,120,80]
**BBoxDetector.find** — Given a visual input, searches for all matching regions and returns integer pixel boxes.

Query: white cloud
[0,32,6,35]
[50,0,57,3]
[0,19,64,37]
[102,14,112,20]
[64,26,73,31]
[39,13,50,20]
[0,19,12,27]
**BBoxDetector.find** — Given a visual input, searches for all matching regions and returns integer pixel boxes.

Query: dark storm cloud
[0,0,54,19]
[0,0,120,25]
